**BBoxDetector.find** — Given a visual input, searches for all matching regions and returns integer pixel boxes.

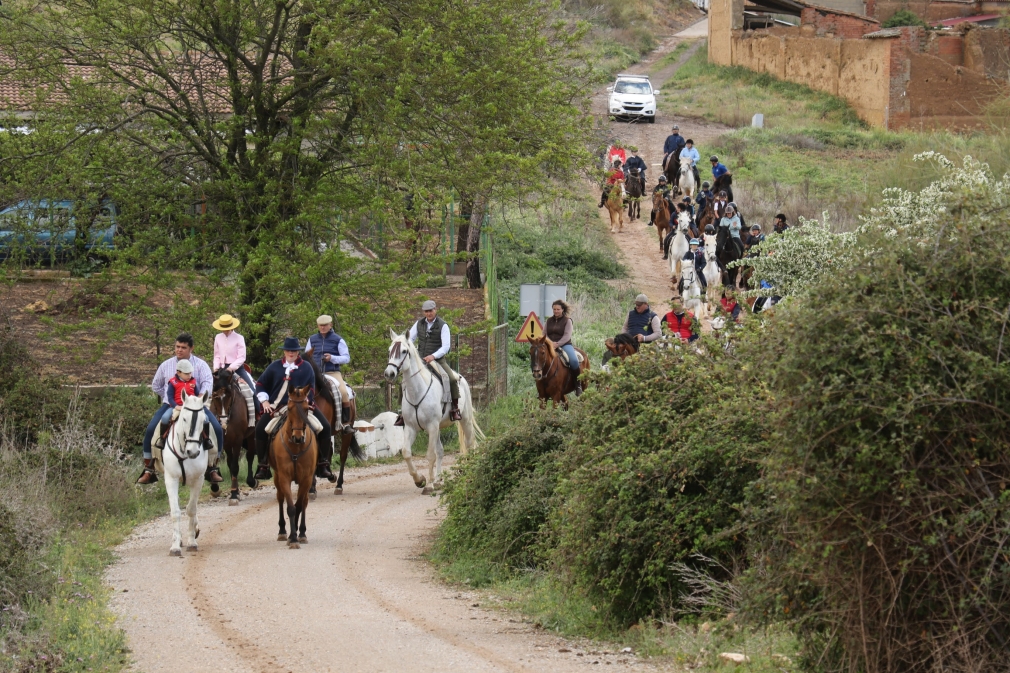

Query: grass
[659,43,1010,231]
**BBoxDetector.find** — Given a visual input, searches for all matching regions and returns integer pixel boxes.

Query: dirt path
[108,462,666,672]
[594,28,732,317]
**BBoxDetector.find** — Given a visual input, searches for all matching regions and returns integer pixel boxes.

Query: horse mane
[401,334,431,383]
[534,337,557,358]
[305,356,336,408]
[613,332,639,352]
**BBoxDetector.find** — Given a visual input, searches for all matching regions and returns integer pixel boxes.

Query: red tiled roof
[934,13,1001,26]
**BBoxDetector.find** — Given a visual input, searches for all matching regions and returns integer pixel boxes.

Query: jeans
[560,344,580,377]
[146,403,224,458]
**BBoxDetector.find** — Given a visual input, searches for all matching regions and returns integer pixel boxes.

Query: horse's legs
[401,424,424,488]
[227,440,241,503]
[186,473,203,551]
[166,474,183,557]
[244,435,257,488]
[336,436,348,493]
[295,475,309,545]
[277,493,287,541]
[286,499,299,546]
[426,423,444,489]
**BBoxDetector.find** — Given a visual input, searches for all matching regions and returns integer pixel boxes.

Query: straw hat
[212,314,240,331]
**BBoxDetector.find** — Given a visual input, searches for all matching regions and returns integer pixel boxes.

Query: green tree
[0,0,592,363]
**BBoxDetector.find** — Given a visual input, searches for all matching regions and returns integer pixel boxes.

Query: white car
[607,75,659,123]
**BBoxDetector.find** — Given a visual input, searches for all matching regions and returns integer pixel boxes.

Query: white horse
[680,257,705,318]
[161,392,213,557]
[669,211,691,279]
[678,158,697,199]
[703,233,722,305]
[383,330,484,494]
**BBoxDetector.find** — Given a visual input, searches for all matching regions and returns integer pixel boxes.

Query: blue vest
[308,331,344,372]
[626,308,656,337]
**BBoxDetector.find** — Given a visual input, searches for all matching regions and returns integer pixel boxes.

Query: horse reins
[279,401,315,465]
[389,341,447,420]
[531,343,559,381]
[165,407,206,486]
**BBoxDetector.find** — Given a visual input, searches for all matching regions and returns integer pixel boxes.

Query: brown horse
[271,385,317,548]
[603,333,640,364]
[652,190,671,253]
[309,360,365,496]
[605,179,625,234]
[529,336,589,409]
[210,368,257,505]
[697,199,716,232]
[626,168,644,221]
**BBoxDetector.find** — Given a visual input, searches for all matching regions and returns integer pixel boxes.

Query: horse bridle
[165,406,206,486]
[280,400,314,465]
[388,339,446,420]
[530,342,558,382]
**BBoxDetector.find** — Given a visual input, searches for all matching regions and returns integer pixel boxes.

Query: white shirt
[408,318,451,360]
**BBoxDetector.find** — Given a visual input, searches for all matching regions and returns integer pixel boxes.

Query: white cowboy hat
[212,314,240,330]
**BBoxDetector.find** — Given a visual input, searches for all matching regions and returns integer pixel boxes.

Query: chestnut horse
[602,333,640,367]
[626,168,644,222]
[210,368,257,505]
[652,190,671,253]
[307,359,364,497]
[529,336,589,409]
[271,385,317,548]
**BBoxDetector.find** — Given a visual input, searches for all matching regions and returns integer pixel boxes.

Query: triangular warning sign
[514,311,545,343]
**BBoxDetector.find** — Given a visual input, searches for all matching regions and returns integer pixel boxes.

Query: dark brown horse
[713,173,733,202]
[271,385,317,548]
[529,336,589,409]
[210,368,257,504]
[308,359,364,496]
[626,168,644,221]
[652,190,671,253]
[603,333,640,364]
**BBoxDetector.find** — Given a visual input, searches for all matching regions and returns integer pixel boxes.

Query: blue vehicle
[0,200,118,261]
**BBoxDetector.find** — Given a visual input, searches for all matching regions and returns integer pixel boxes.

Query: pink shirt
[213,331,247,371]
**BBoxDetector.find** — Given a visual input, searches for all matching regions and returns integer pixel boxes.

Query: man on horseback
[679,139,701,187]
[650,175,673,227]
[624,146,647,193]
[710,155,728,182]
[663,124,686,178]
[304,314,354,436]
[545,299,582,397]
[252,337,334,482]
[696,182,714,222]
[139,333,224,485]
[621,294,662,344]
[773,213,789,234]
[664,298,699,343]
[212,313,261,415]
[403,300,462,422]
[598,159,625,209]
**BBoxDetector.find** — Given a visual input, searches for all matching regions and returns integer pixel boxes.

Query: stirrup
[449,405,462,421]
[137,467,158,485]
[316,462,336,482]
[341,424,356,436]
[205,466,224,483]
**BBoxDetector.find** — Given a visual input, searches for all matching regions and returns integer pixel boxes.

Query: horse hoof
[309,491,317,501]
[415,478,426,489]
[210,483,219,494]
[298,536,308,544]
[288,542,300,550]
[186,545,198,552]
[169,549,182,557]
[277,534,287,541]
[246,477,257,488]
[334,487,343,495]
[228,498,238,506]
[421,486,434,495]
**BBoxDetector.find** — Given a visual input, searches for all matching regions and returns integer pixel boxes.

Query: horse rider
[152,359,197,447]
[598,159,625,208]
[720,203,744,257]
[650,175,673,227]
[664,298,699,343]
[710,155,729,183]
[686,238,707,289]
[713,190,729,221]
[682,196,700,239]
[252,336,335,482]
[138,332,224,485]
[402,299,462,422]
[679,139,701,187]
[721,290,743,323]
[304,314,354,435]
[663,124,686,176]
[744,224,765,255]
[621,294,662,345]
[624,146,647,193]
[696,181,714,221]
[545,299,582,396]
[212,313,261,415]
[773,213,789,234]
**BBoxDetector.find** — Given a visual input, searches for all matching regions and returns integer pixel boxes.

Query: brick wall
[800,7,879,38]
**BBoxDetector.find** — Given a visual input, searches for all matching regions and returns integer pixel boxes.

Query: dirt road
[107,462,663,672]
[593,32,732,317]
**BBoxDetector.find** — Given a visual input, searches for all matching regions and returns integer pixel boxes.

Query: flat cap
[634,293,649,304]
[316,314,333,325]
[421,299,437,311]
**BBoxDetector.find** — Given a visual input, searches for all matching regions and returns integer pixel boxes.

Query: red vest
[167,376,198,406]
[664,311,695,341]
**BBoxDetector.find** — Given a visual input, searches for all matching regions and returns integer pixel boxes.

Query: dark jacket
[256,358,315,407]
[625,155,647,175]
[663,134,686,157]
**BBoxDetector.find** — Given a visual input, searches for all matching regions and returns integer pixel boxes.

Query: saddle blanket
[558,349,585,368]
[323,373,355,403]
[424,363,455,407]
[235,377,256,419]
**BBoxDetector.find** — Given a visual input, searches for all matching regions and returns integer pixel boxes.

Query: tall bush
[747,194,1010,671]
[548,344,771,624]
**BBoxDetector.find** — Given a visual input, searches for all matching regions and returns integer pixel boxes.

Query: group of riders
[135,300,463,487]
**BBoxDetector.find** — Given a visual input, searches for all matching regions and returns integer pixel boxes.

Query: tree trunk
[456,195,472,256]
[464,195,486,289]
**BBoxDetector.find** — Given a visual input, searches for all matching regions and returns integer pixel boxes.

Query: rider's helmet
[690,238,700,246]
[686,138,694,145]
[672,124,680,131]
[710,155,719,162]
[751,224,761,232]
[658,175,668,183]
[629,145,639,153]
[702,181,711,189]
[705,224,716,235]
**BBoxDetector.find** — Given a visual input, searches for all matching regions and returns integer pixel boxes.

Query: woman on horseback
[212,314,260,413]
[545,299,582,396]
[720,204,744,257]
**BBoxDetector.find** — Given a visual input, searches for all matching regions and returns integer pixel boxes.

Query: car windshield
[614,81,651,94]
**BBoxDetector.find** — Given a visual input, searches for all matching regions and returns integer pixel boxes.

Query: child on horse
[545,299,582,396]
[598,159,626,208]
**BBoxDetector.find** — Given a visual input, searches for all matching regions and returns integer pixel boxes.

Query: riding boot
[254,436,272,480]
[575,382,583,397]
[153,423,168,450]
[316,440,336,482]
[341,405,355,435]
[136,458,159,484]
[449,400,462,422]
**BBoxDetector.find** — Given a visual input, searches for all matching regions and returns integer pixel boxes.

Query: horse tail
[346,433,365,462]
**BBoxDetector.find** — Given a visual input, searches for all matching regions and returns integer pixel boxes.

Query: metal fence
[449,323,509,410]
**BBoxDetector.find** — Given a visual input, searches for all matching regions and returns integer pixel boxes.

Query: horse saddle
[232,375,256,419]
[323,373,355,402]
[265,405,323,437]
[424,363,455,407]
[558,349,584,369]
